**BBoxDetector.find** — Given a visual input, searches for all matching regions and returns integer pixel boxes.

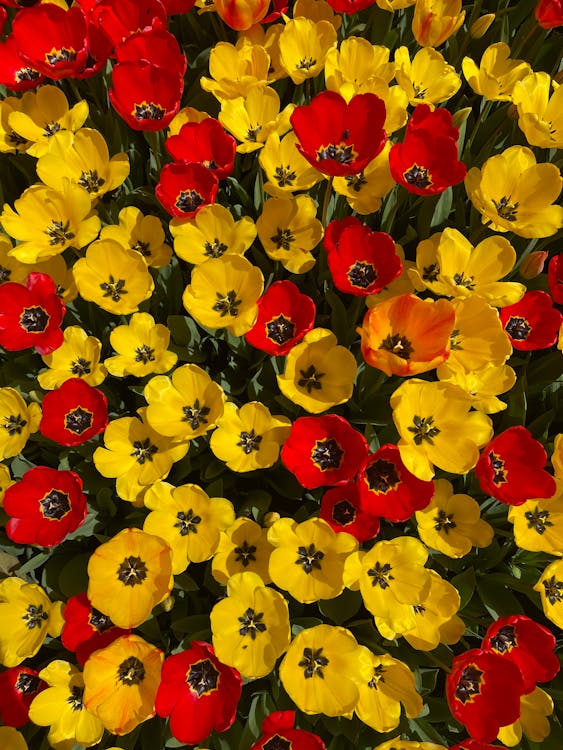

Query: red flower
[250,711,326,750]
[245,280,316,356]
[3,466,88,548]
[0,36,44,92]
[61,593,130,666]
[115,27,187,78]
[155,641,242,745]
[156,161,219,218]
[39,378,108,447]
[290,91,387,177]
[481,614,559,693]
[261,0,289,23]
[535,0,563,28]
[0,667,46,728]
[320,481,380,543]
[475,426,556,506]
[0,273,65,355]
[357,443,434,522]
[109,60,183,131]
[0,7,6,35]
[325,0,377,13]
[389,104,466,195]
[11,4,89,80]
[548,253,563,304]
[77,19,113,79]
[449,742,507,750]
[161,0,197,12]
[90,0,167,47]
[499,290,562,350]
[165,119,236,181]
[324,217,402,296]
[281,414,368,489]
[446,649,524,743]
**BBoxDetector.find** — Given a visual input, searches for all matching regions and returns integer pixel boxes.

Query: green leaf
[319,589,362,625]
[451,566,476,610]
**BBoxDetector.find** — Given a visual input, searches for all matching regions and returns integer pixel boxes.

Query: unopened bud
[520,251,548,279]
[161,595,175,612]
[452,107,473,128]
[263,511,281,527]
[470,13,495,38]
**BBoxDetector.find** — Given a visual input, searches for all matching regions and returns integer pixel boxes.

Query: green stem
[425,653,451,674]
[464,99,493,156]
[321,176,334,228]
[469,219,491,244]
[454,0,484,68]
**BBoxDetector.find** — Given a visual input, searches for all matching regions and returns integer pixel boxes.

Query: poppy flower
[11,4,89,80]
[245,280,316,356]
[3,467,88,548]
[324,218,402,296]
[89,0,168,47]
[165,118,236,180]
[320,482,380,543]
[358,294,455,377]
[110,61,183,132]
[446,649,525,742]
[155,641,242,745]
[156,161,218,217]
[475,426,556,506]
[499,290,562,350]
[250,711,326,750]
[281,414,368,489]
[482,614,559,693]
[0,273,65,355]
[0,667,46,728]
[357,444,434,523]
[0,37,44,93]
[390,104,466,195]
[115,27,187,79]
[535,0,563,27]
[548,254,563,303]
[290,91,387,177]
[61,593,130,666]
[39,379,108,447]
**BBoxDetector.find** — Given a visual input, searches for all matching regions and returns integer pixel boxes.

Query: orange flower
[357,293,455,376]
[214,0,270,30]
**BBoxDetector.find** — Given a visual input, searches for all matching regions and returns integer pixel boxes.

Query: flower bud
[452,107,472,128]
[214,0,270,30]
[519,251,548,279]
[470,13,495,38]
[264,511,281,527]
[412,0,465,47]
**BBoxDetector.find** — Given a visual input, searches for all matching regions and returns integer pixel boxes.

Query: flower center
[66,685,84,711]
[133,102,166,120]
[455,664,483,703]
[274,165,296,187]
[365,459,400,493]
[39,489,71,519]
[100,275,127,302]
[117,656,145,685]
[16,67,41,83]
[543,575,563,605]
[0,265,11,282]
[22,604,48,630]
[70,357,91,376]
[505,316,531,340]
[379,333,414,359]
[3,414,27,436]
[135,344,155,363]
[174,508,202,536]
[489,451,507,485]
[490,625,517,654]
[422,263,440,282]
[299,647,329,679]
[311,438,344,470]
[182,399,210,430]
[403,164,432,188]
[237,429,263,454]
[298,364,325,394]
[186,659,219,696]
[367,561,394,589]
[345,172,368,192]
[433,509,457,533]
[368,664,386,689]
[116,556,148,586]
[246,124,262,142]
[176,189,203,214]
[263,737,292,750]
[64,406,93,434]
[89,608,114,633]
[213,290,241,317]
[15,673,41,694]
[266,314,295,345]
[296,56,317,70]
[238,607,267,640]
[45,47,77,66]
[204,237,228,258]
[317,143,355,164]
[130,438,158,464]
[19,306,49,333]
[45,219,75,246]
[234,539,257,566]
[453,271,476,290]
[408,415,440,445]
[270,227,295,250]
[78,169,106,194]
[347,261,377,289]
[332,499,356,526]
[132,240,151,257]
[525,506,553,534]
[295,543,324,574]
[493,196,519,221]
[43,121,61,137]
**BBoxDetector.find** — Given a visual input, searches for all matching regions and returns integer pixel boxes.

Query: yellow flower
[256,195,323,273]
[462,42,532,101]
[28,661,104,750]
[104,313,177,378]
[498,687,554,746]
[38,326,106,389]
[278,18,337,85]
[93,411,189,503]
[170,204,256,264]
[144,363,225,440]
[390,379,493,481]
[0,97,31,155]
[0,577,63,667]
[0,235,28,286]
[87,528,173,628]
[36,129,129,202]
[210,401,291,472]
[367,245,417,304]
[415,479,494,557]
[7,84,89,158]
[1,181,101,263]
[333,141,395,214]
[533,559,563,629]
[210,571,290,679]
[0,462,14,506]
[239,22,287,82]
[437,361,516,413]
[355,648,423,732]
[268,517,358,603]
[465,145,563,238]
[200,40,270,100]
[182,255,264,336]
[219,86,290,154]
[277,328,357,413]
[394,46,461,108]
[508,479,563,557]
[325,38,395,100]
[212,517,274,584]
[0,728,28,750]
[143,481,235,573]
[446,296,513,373]
[410,228,525,307]
[168,106,209,134]
[376,0,416,9]
[260,131,322,200]
[279,624,362,716]
[512,72,563,149]
[293,0,342,29]
[83,634,163,735]
[374,740,445,750]
[100,206,172,268]
[344,536,431,634]
[0,387,41,461]
[412,0,465,47]
[33,254,77,302]
[553,434,563,479]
